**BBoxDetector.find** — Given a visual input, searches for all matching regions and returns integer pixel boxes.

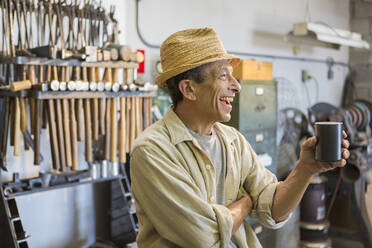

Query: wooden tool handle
[19,97,27,133]
[84,99,92,162]
[55,99,66,171]
[29,65,36,84]
[10,98,15,147]
[62,98,72,167]
[82,66,88,82]
[75,66,85,141]
[124,69,133,84]
[103,68,112,83]
[61,66,72,167]
[39,66,48,129]
[110,98,117,163]
[60,66,66,82]
[99,98,106,135]
[104,98,111,160]
[76,98,85,141]
[70,99,79,170]
[137,98,143,135]
[52,66,58,81]
[47,99,60,170]
[119,98,126,163]
[97,67,105,135]
[89,67,99,140]
[10,80,32,92]
[73,66,81,81]
[34,99,41,165]
[29,65,36,136]
[129,97,136,152]
[13,98,21,156]
[95,67,100,82]
[112,68,118,83]
[46,66,52,82]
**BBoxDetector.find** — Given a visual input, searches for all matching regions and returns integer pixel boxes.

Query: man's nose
[229,76,241,93]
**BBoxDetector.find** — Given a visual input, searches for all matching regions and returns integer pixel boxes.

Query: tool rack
[0,56,155,248]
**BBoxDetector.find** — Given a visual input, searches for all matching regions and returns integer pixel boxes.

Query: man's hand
[227,194,252,234]
[298,130,350,176]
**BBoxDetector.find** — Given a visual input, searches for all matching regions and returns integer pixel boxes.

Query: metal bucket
[300,221,329,243]
[301,175,327,223]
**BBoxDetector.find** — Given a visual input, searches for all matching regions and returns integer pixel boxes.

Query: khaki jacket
[130,108,288,248]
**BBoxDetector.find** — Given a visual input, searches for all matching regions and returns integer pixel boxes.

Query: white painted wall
[0,0,350,247]
[122,0,350,113]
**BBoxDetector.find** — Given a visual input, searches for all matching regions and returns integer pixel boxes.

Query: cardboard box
[233,60,273,80]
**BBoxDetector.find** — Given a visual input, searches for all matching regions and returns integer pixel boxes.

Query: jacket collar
[163,107,194,145]
[163,106,238,145]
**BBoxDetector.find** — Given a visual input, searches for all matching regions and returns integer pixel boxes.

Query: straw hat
[156,27,240,88]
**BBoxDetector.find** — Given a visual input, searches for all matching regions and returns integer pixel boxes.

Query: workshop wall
[0,1,120,248]
[122,0,350,115]
[350,0,372,100]
[0,0,351,247]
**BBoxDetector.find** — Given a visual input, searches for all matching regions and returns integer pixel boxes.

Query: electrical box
[226,80,277,174]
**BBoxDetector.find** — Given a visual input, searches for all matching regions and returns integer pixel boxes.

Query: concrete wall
[1,0,352,247]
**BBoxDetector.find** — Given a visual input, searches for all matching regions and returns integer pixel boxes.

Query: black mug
[315,122,343,162]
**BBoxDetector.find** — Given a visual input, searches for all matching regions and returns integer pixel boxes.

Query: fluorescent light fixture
[285,22,370,50]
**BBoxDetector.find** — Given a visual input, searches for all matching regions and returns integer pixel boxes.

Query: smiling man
[130,28,350,248]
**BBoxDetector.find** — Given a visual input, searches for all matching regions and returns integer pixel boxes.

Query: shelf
[29,89,157,100]
[0,56,139,69]
[0,91,27,97]
[0,89,157,99]
[3,175,124,199]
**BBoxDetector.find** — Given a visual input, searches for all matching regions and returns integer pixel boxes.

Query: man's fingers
[328,159,347,168]
[342,148,350,159]
[342,130,347,139]
[342,139,350,148]
[302,136,317,150]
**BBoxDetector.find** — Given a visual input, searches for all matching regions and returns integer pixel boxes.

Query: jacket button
[206,164,211,170]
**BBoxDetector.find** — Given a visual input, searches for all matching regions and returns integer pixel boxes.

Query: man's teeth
[220,97,233,103]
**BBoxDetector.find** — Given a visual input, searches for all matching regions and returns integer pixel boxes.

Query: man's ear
[179,79,197,101]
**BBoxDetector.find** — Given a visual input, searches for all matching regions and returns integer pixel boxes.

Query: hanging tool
[82,66,93,163]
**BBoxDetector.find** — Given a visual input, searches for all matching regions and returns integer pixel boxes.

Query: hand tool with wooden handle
[119,97,126,163]
[41,65,48,129]
[61,66,72,168]
[69,88,79,171]
[104,94,112,162]
[13,97,21,156]
[96,67,105,135]
[73,66,85,141]
[29,65,36,136]
[53,66,66,171]
[0,80,32,91]
[82,66,93,163]
[34,93,41,165]
[19,66,28,135]
[103,67,112,91]
[129,97,136,152]
[89,67,99,141]
[0,95,11,171]
[110,69,118,163]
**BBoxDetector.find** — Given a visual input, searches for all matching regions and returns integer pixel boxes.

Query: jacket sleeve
[238,132,290,229]
[130,145,234,247]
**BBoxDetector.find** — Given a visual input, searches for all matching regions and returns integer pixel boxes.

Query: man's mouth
[220,96,234,105]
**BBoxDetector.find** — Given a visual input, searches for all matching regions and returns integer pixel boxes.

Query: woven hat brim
[156,54,240,88]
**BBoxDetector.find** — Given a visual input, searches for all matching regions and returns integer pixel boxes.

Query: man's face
[193,60,241,123]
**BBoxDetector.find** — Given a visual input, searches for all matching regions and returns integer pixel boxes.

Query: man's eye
[219,74,227,79]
